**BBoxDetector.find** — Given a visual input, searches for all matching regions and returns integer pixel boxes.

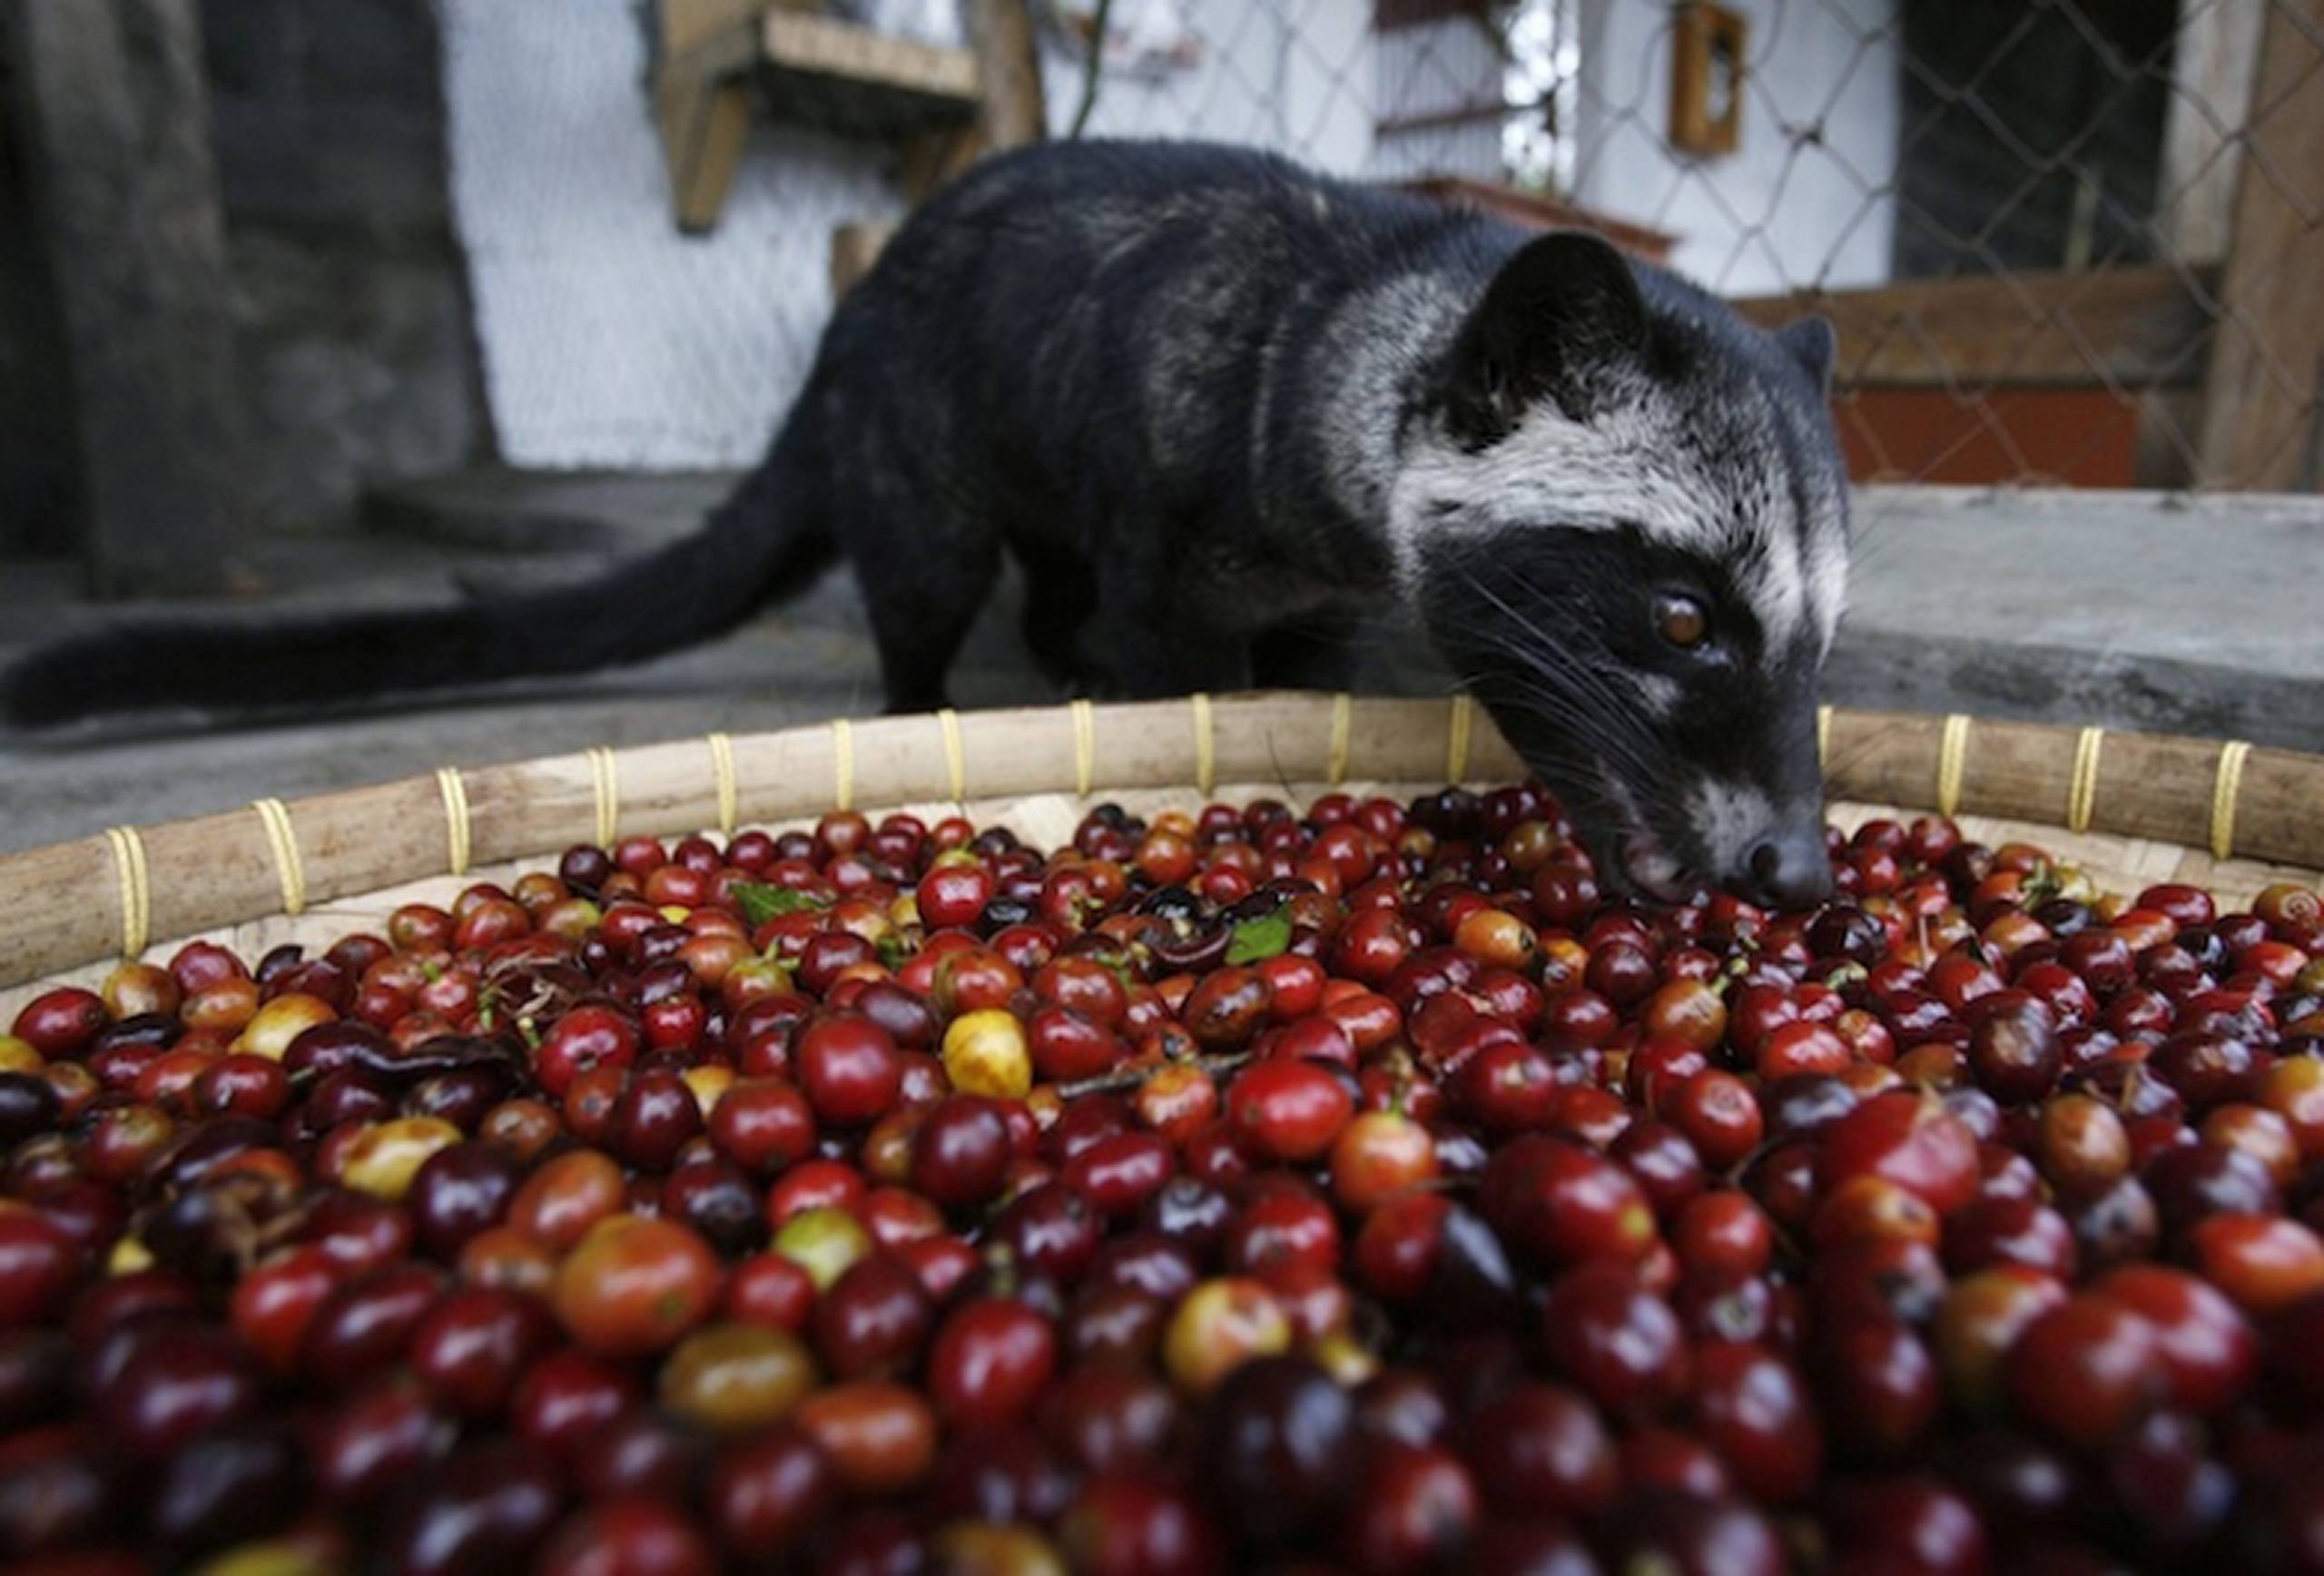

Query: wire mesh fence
[446,0,2321,493]
[1051,0,2319,494]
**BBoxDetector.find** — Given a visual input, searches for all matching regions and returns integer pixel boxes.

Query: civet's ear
[1442,231,1649,443]
[1777,315,1838,394]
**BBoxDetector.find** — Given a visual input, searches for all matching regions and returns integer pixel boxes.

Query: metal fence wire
[1058,0,2320,495]
[447,1,2322,492]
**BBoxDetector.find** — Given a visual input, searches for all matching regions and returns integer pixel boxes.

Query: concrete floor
[3,476,2319,854]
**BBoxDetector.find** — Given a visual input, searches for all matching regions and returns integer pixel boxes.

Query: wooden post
[968,0,1045,151]
[831,219,901,298]
[4,0,252,596]
[2135,0,2265,485]
[2193,0,2324,492]
[2157,0,2264,267]
[655,0,765,233]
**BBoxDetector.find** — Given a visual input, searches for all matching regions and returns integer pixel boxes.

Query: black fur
[1421,527,1823,886]
[2,142,1846,901]
[6,140,1682,722]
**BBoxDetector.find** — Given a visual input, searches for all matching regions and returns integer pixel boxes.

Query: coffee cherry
[659,1322,818,1434]
[2006,1293,2163,1447]
[552,1216,719,1356]
[0,783,2315,1571]
[941,1009,1033,1098]
[796,1013,904,1124]
[1227,1060,1354,1162]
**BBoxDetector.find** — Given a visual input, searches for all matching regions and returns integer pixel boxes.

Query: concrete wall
[0,0,485,552]
[200,0,492,531]
[0,47,77,558]
[1571,0,1899,295]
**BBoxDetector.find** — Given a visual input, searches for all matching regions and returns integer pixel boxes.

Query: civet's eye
[1653,592,1710,650]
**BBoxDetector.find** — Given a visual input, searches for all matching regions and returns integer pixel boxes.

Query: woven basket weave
[3,694,2318,1016]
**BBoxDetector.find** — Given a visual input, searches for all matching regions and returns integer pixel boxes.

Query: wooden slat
[1729,265,2219,390]
[762,9,979,103]
[2194,0,2324,491]
[653,1,981,231]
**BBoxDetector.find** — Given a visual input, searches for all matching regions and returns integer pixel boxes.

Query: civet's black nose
[1748,825,1834,909]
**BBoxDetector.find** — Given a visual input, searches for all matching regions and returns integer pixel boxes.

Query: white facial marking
[1385,393,1722,593]
[1634,673,1681,716]
[1689,777,1776,877]
[1796,428,1852,655]
[1387,373,1829,655]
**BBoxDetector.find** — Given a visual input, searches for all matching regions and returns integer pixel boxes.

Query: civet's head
[1395,231,1847,907]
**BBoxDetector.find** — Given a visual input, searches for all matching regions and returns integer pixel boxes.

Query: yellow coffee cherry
[932,1522,1068,1576]
[338,1117,461,1201]
[1309,1329,1381,1386]
[1162,1276,1291,1395]
[773,1205,874,1292]
[659,1322,820,1435]
[942,1009,1032,1098]
[683,1063,734,1114]
[231,991,336,1061]
[192,1539,347,1576]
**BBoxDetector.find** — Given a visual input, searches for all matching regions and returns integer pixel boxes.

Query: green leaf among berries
[1225,905,1293,965]
[734,882,831,927]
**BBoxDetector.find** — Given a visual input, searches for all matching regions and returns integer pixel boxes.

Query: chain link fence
[446,0,2322,493]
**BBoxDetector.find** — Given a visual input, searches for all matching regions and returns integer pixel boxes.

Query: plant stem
[1068,0,1116,139]
[1055,1049,1249,1100]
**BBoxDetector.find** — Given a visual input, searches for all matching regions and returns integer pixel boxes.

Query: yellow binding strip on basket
[1935,714,1972,818]
[1326,694,1353,788]
[704,734,738,837]
[586,748,620,849]
[936,709,966,803]
[1069,700,1096,798]
[1446,694,1475,783]
[102,825,151,959]
[1191,693,1216,797]
[832,719,855,812]
[2211,739,2253,861]
[1817,704,1833,773]
[250,797,307,916]
[434,767,472,876]
[2066,727,2105,835]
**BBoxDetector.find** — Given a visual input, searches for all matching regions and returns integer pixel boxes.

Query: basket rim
[1,694,2315,992]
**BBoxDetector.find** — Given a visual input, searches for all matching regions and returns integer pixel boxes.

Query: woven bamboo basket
[3,694,2319,1018]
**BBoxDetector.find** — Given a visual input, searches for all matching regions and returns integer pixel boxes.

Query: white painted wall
[1369,15,1506,183]
[440,1,1374,469]
[439,0,905,469]
[1571,0,1899,295]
